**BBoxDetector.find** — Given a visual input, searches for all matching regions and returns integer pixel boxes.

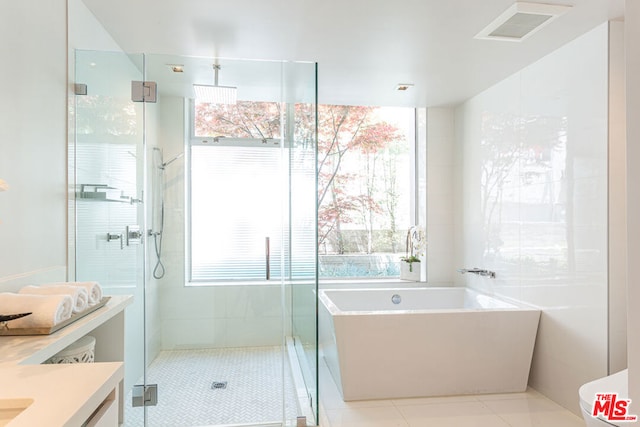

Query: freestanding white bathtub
[319,287,541,401]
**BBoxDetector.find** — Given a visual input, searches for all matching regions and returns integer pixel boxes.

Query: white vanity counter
[0,296,131,366]
[0,362,123,426]
[0,295,132,426]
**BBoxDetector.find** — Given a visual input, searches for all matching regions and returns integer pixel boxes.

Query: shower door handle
[265,237,270,280]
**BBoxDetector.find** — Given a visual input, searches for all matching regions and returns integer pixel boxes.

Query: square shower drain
[211,381,228,390]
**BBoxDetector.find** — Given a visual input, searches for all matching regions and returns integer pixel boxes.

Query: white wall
[0,0,68,289]
[426,108,455,285]
[455,23,618,414]
[626,0,640,414]
[68,0,121,51]
[608,21,627,374]
[0,0,129,288]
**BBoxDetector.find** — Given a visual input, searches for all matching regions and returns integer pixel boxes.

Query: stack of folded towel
[0,293,73,329]
[20,284,89,314]
[0,281,104,329]
[43,281,103,307]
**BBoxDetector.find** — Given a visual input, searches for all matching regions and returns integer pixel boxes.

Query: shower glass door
[140,55,318,426]
[73,50,147,427]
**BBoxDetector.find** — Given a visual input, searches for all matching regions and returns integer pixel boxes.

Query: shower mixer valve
[107,226,142,249]
[126,225,143,246]
[107,232,123,249]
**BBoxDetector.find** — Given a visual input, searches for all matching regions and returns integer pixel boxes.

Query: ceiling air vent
[474,2,571,42]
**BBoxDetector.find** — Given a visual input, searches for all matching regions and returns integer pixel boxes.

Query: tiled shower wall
[153,96,287,350]
[426,108,456,285]
[454,22,625,414]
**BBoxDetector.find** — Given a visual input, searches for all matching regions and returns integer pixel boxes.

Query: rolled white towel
[45,281,103,306]
[0,293,73,328]
[19,285,89,314]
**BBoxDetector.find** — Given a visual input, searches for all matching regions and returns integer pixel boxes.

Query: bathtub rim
[319,286,540,316]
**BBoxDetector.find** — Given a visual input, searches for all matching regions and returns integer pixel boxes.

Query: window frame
[185,100,426,285]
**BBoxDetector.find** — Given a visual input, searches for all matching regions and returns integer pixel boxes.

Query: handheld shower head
[162,152,184,169]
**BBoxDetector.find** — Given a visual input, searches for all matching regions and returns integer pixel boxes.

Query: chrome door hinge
[132,384,158,407]
[74,83,87,95]
[132,81,157,103]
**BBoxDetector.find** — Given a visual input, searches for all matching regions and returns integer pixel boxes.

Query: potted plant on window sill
[400,225,426,281]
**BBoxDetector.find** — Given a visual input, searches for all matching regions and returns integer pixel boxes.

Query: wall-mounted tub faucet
[457,268,496,279]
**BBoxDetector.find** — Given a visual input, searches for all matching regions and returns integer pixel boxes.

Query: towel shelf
[0,297,110,336]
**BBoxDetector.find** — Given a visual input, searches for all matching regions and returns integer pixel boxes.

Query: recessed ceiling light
[168,64,184,73]
[396,84,414,91]
[475,2,571,42]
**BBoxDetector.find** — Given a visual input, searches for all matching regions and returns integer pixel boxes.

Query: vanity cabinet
[83,388,118,427]
[0,296,132,426]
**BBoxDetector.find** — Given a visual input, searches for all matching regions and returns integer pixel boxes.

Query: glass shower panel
[74,50,146,427]
[285,61,319,425]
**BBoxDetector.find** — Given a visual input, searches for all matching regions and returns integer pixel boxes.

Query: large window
[188,100,417,282]
[316,106,415,277]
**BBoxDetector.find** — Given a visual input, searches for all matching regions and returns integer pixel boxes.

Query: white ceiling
[81,0,624,107]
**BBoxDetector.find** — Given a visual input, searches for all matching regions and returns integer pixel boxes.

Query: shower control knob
[126,225,143,246]
[107,232,124,249]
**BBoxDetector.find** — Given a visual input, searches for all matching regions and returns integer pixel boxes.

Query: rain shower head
[193,85,237,104]
[193,64,237,104]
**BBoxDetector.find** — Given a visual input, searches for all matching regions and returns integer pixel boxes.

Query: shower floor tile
[124,346,299,427]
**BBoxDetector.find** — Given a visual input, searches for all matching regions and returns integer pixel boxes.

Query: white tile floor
[318,359,585,427]
[121,349,585,427]
[123,347,299,427]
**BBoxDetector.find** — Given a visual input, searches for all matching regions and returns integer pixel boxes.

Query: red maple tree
[194,101,403,254]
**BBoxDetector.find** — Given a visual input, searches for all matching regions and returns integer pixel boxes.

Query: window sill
[185,278,425,287]
[319,278,426,288]
[186,278,318,287]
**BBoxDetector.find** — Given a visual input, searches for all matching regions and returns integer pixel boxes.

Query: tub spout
[457,268,496,279]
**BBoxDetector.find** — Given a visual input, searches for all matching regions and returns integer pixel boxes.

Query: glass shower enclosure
[72,50,318,426]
